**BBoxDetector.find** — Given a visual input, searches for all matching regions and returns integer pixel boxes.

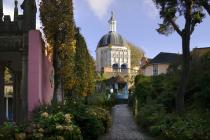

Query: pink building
[28,30,54,113]
[0,0,53,124]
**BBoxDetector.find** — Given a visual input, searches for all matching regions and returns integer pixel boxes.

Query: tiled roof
[150,52,180,64]
[192,47,210,57]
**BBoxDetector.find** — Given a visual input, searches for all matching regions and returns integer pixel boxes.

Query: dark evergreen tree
[74,28,88,96]
[74,28,95,98]
[86,53,95,96]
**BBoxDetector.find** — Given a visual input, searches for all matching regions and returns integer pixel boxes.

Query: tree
[85,52,95,97]
[153,0,210,113]
[74,28,95,99]
[74,28,88,97]
[40,0,75,103]
[127,42,144,68]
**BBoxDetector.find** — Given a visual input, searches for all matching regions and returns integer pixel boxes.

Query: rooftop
[192,47,210,57]
[149,52,180,64]
[97,31,127,48]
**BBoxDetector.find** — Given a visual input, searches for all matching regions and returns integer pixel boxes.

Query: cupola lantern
[108,11,117,32]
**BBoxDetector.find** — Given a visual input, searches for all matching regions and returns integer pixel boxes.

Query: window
[113,63,119,69]
[121,64,127,69]
[153,64,158,76]
[121,64,128,73]
[112,63,119,72]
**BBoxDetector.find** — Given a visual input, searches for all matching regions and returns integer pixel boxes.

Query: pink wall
[42,48,54,104]
[28,30,54,113]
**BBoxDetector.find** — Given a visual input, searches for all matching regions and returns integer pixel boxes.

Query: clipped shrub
[87,93,115,109]
[63,101,111,140]
[136,101,166,131]
[37,101,111,140]
[159,112,210,140]
[76,114,104,140]
[0,122,24,140]
[87,106,112,132]
[0,97,112,140]
[134,75,153,105]
[27,111,83,140]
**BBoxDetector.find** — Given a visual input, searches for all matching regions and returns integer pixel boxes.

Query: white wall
[96,45,131,73]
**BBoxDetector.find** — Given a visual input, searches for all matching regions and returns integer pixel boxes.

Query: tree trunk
[176,0,192,114]
[84,96,88,105]
[53,37,63,104]
[176,33,191,113]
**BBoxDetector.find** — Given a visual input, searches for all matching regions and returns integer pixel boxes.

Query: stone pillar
[13,73,16,122]
[19,33,28,123]
[19,50,28,123]
[0,64,5,124]
[5,96,8,120]
[13,72,20,122]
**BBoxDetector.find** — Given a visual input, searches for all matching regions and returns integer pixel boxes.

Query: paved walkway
[99,104,155,140]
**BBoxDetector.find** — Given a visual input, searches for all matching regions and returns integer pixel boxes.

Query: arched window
[121,64,127,69]
[112,63,119,69]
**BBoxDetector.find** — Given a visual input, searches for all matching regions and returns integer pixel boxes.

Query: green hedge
[133,51,210,140]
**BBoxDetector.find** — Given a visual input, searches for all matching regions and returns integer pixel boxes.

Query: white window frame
[153,64,158,76]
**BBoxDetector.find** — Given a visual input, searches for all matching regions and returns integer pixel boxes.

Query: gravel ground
[99,104,156,140]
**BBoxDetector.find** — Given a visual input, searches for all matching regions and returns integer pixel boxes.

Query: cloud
[142,0,158,19]
[86,0,113,19]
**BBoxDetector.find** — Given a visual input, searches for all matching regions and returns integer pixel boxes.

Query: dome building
[96,12,131,74]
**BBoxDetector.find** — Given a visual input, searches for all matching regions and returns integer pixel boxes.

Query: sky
[2,0,210,58]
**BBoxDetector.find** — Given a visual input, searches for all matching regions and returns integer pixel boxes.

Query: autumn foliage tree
[40,0,75,103]
[153,0,210,113]
[127,42,144,68]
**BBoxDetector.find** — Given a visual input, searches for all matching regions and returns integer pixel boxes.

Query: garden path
[99,104,155,140]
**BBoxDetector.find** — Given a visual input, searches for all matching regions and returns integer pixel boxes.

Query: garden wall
[28,30,54,113]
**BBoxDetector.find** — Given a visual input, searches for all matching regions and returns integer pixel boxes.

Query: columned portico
[0,0,37,124]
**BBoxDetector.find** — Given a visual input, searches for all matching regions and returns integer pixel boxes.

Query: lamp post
[110,88,113,94]
[108,88,113,100]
